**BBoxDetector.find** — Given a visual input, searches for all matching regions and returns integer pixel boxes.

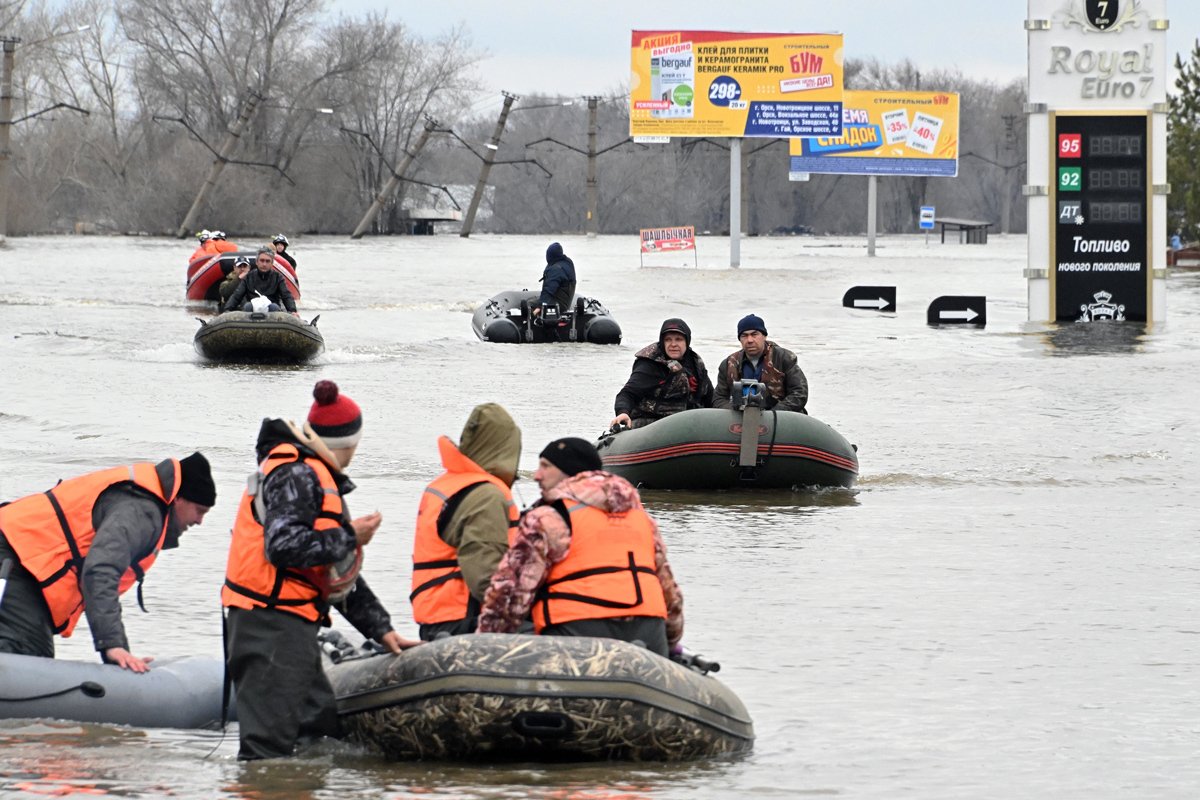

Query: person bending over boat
[188,229,217,263]
[218,257,251,307]
[223,380,420,761]
[610,318,713,430]
[411,403,522,641]
[272,233,297,269]
[0,453,216,672]
[713,314,808,414]
[531,242,576,325]
[477,438,684,657]
[221,246,298,315]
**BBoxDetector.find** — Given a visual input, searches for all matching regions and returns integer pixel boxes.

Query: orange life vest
[410,436,519,625]
[221,443,348,623]
[532,501,666,631]
[211,240,238,253]
[0,462,179,637]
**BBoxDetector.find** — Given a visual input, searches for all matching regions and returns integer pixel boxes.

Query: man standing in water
[0,453,216,671]
[223,380,419,760]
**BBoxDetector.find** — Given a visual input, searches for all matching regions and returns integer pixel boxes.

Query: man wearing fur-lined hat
[222,379,420,760]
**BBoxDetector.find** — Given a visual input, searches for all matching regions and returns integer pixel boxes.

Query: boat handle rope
[0,681,106,703]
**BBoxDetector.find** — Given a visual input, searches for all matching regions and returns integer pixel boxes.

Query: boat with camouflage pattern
[323,632,753,762]
[193,311,324,363]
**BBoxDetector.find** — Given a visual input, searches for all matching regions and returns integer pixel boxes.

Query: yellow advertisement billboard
[788,90,960,176]
[630,30,844,138]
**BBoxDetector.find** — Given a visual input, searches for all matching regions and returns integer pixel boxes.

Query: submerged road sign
[927,295,986,327]
[842,285,896,312]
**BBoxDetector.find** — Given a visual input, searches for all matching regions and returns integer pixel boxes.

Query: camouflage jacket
[477,471,684,647]
[713,340,808,413]
[256,420,393,641]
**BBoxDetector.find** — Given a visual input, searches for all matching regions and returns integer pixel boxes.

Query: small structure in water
[472,290,622,344]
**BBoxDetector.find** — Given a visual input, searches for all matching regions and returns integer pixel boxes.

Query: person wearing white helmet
[272,234,296,270]
[209,230,238,254]
[188,230,217,264]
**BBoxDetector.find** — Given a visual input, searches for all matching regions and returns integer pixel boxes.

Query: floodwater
[1,232,1198,799]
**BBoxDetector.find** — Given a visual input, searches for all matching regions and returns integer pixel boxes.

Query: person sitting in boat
[610,318,713,430]
[221,246,298,315]
[0,452,216,672]
[411,403,522,642]
[713,314,808,414]
[531,242,576,327]
[223,380,421,761]
[209,230,239,253]
[477,438,683,657]
[188,229,216,263]
[272,233,297,269]
[218,256,251,308]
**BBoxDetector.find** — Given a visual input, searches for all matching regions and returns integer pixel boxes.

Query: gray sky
[334,1,1200,111]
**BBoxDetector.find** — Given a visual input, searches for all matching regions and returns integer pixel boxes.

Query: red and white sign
[640,226,696,253]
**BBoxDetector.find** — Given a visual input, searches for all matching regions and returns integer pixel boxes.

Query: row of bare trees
[3,0,1029,237]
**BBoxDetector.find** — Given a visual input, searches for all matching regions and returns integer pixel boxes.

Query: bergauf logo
[1061,0,1146,33]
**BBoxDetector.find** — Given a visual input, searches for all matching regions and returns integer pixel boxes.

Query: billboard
[788,90,960,176]
[630,30,844,138]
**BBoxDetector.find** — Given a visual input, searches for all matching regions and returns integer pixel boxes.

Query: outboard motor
[533,303,562,328]
[730,380,769,477]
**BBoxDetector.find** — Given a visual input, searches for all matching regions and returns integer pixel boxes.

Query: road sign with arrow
[842,285,896,313]
[927,296,986,327]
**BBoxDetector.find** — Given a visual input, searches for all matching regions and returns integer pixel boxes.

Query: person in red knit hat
[222,379,420,760]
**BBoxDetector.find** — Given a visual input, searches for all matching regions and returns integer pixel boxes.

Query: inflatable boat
[472,290,621,344]
[596,403,858,490]
[0,651,231,729]
[194,311,324,363]
[186,251,300,303]
[324,633,753,762]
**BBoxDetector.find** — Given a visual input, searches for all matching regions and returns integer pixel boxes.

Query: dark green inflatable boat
[596,407,858,490]
[194,311,324,363]
[324,633,753,762]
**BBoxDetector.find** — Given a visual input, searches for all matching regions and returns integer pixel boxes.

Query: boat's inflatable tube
[194,311,324,363]
[596,407,858,490]
[0,651,232,729]
[325,633,753,762]
[186,251,300,303]
[472,290,621,344]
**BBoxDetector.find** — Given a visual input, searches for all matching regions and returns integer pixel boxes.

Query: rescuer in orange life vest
[477,438,684,657]
[0,452,216,671]
[410,403,522,641]
[222,380,420,761]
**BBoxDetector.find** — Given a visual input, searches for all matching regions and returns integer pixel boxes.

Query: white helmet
[212,230,226,240]
[197,229,211,241]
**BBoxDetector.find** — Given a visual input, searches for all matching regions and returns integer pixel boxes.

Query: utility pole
[461,92,516,238]
[175,89,263,239]
[0,37,18,242]
[585,96,599,237]
[350,116,438,239]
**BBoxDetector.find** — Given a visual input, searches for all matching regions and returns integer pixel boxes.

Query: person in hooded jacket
[222,380,420,761]
[221,246,298,314]
[477,437,684,657]
[532,242,577,321]
[611,318,713,430]
[0,452,216,672]
[410,403,522,641]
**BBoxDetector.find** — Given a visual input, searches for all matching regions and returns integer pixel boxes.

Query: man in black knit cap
[0,452,216,671]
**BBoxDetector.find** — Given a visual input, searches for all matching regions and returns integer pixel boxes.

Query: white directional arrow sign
[938,308,978,322]
[853,297,890,310]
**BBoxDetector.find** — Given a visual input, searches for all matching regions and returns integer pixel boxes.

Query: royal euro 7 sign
[1050,111,1150,322]
[630,30,845,138]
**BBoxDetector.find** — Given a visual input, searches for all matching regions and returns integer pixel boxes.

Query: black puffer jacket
[222,267,297,313]
[614,318,713,427]
[538,256,577,311]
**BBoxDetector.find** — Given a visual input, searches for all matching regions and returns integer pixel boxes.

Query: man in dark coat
[0,453,216,671]
[713,314,808,413]
[534,242,577,317]
[221,246,298,314]
[611,318,714,429]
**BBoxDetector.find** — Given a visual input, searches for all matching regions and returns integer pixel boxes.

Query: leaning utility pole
[460,92,517,238]
[351,116,439,239]
[175,89,263,239]
[585,96,599,237]
[0,37,18,242]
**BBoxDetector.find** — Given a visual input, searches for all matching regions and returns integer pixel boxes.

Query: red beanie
[308,380,363,448]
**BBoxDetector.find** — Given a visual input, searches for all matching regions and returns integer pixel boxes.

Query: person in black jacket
[533,242,576,320]
[221,246,298,314]
[272,233,297,269]
[610,318,714,429]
